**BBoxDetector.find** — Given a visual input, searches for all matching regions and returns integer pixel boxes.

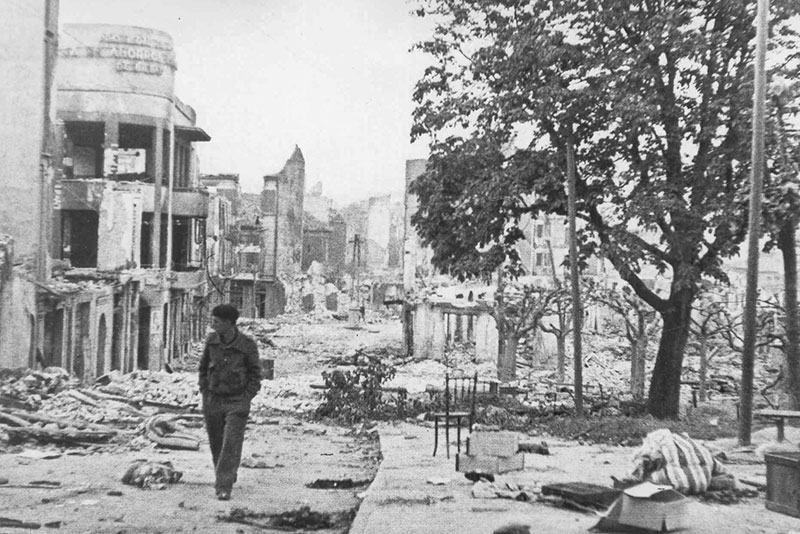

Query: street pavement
[350,422,800,534]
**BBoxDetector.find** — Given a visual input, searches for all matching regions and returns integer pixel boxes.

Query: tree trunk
[631,338,646,402]
[779,221,800,409]
[499,334,519,382]
[496,268,514,382]
[556,335,566,383]
[402,302,414,358]
[647,289,694,419]
[698,337,708,402]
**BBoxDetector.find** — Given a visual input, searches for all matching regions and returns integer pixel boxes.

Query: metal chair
[432,371,478,458]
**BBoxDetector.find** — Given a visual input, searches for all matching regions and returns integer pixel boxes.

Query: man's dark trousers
[203,394,249,492]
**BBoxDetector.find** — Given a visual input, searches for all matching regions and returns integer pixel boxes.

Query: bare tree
[591,282,660,401]
[494,275,565,382]
[689,284,730,402]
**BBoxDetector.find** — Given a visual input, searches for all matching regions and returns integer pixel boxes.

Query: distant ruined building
[205,147,306,319]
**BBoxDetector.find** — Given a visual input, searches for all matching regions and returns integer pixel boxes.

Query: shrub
[315,358,408,423]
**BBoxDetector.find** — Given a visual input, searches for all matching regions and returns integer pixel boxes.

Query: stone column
[151,124,163,267]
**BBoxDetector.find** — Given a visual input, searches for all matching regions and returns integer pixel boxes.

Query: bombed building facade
[0,17,228,381]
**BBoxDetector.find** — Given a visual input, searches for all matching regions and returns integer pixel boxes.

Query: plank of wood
[0,410,31,428]
[0,424,115,445]
[7,408,111,432]
[755,409,800,418]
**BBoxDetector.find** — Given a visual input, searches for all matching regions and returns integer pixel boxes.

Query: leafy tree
[763,77,800,409]
[411,0,800,417]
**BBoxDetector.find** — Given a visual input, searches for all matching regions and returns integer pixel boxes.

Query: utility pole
[739,0,769,446]
[566,130,584,417]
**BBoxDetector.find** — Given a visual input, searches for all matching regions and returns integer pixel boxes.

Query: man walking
[198,304,262,500]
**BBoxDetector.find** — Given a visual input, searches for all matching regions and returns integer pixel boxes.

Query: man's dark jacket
[198,331,261,398]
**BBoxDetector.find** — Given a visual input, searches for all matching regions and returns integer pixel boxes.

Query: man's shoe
[216,490,231,501]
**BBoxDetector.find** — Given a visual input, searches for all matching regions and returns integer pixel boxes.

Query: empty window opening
[64,122,104,179]
[63,210,99,267]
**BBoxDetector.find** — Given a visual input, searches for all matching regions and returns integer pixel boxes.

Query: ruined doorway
[111,295,122,371]
[256,290,267,318]
[74,302,90,381]
[43,309,64,367]
[263,283,286,318]
[28,314,36,368]
[96,314,106,376]
[137,306,151,370]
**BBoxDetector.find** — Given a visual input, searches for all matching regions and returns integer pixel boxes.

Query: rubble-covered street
[0,317,396,534]
[2,315,800,533]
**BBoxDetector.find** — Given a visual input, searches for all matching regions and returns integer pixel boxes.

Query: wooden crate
[765,452,800,517]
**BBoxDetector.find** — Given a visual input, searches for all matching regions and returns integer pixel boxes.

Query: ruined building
[48,23,214,377]
[202,147,306,319]
[0,0,59,369]
[0,17,221,381]
[303,183,347,281]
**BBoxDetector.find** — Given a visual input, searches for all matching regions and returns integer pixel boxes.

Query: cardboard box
[467,431,519,457]
[594,482,687,532]
[765,451,800,517]
[456,452,525,474]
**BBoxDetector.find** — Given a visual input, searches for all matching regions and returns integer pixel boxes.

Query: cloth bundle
[629,429,726,494]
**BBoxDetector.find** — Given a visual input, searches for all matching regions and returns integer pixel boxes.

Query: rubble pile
[97,370,201,408]
[36,390,141,425]
[252,375,322,413]
[0,367,75,409]
[237,319,280,349]
[0,371,203,450]
[388,359,496,396]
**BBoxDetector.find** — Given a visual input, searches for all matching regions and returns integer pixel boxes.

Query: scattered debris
[493,524,531,534]
[697,486,760,505]
[0,367,74,410]
[464,472,494,483]
[739,477,767,490]
[15,449,62,460]
[426,477,450,485]
[305,478,370,489]
[240,457,283,469]
[218,506,355,531]
[471,478,533,501]
[0,422,116,446]
[517,440,549,455]
[121,460,182,490]
[0,517,42,529]
[540,482,620,509]
[144,415,199,450]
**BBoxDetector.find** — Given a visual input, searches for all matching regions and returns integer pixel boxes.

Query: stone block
[456,452,525,474]
[467,431,519,458]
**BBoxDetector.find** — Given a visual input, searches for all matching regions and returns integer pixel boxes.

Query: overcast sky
[59,0,432,205]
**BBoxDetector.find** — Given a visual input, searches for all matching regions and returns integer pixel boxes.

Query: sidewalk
[350,422,800,534]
